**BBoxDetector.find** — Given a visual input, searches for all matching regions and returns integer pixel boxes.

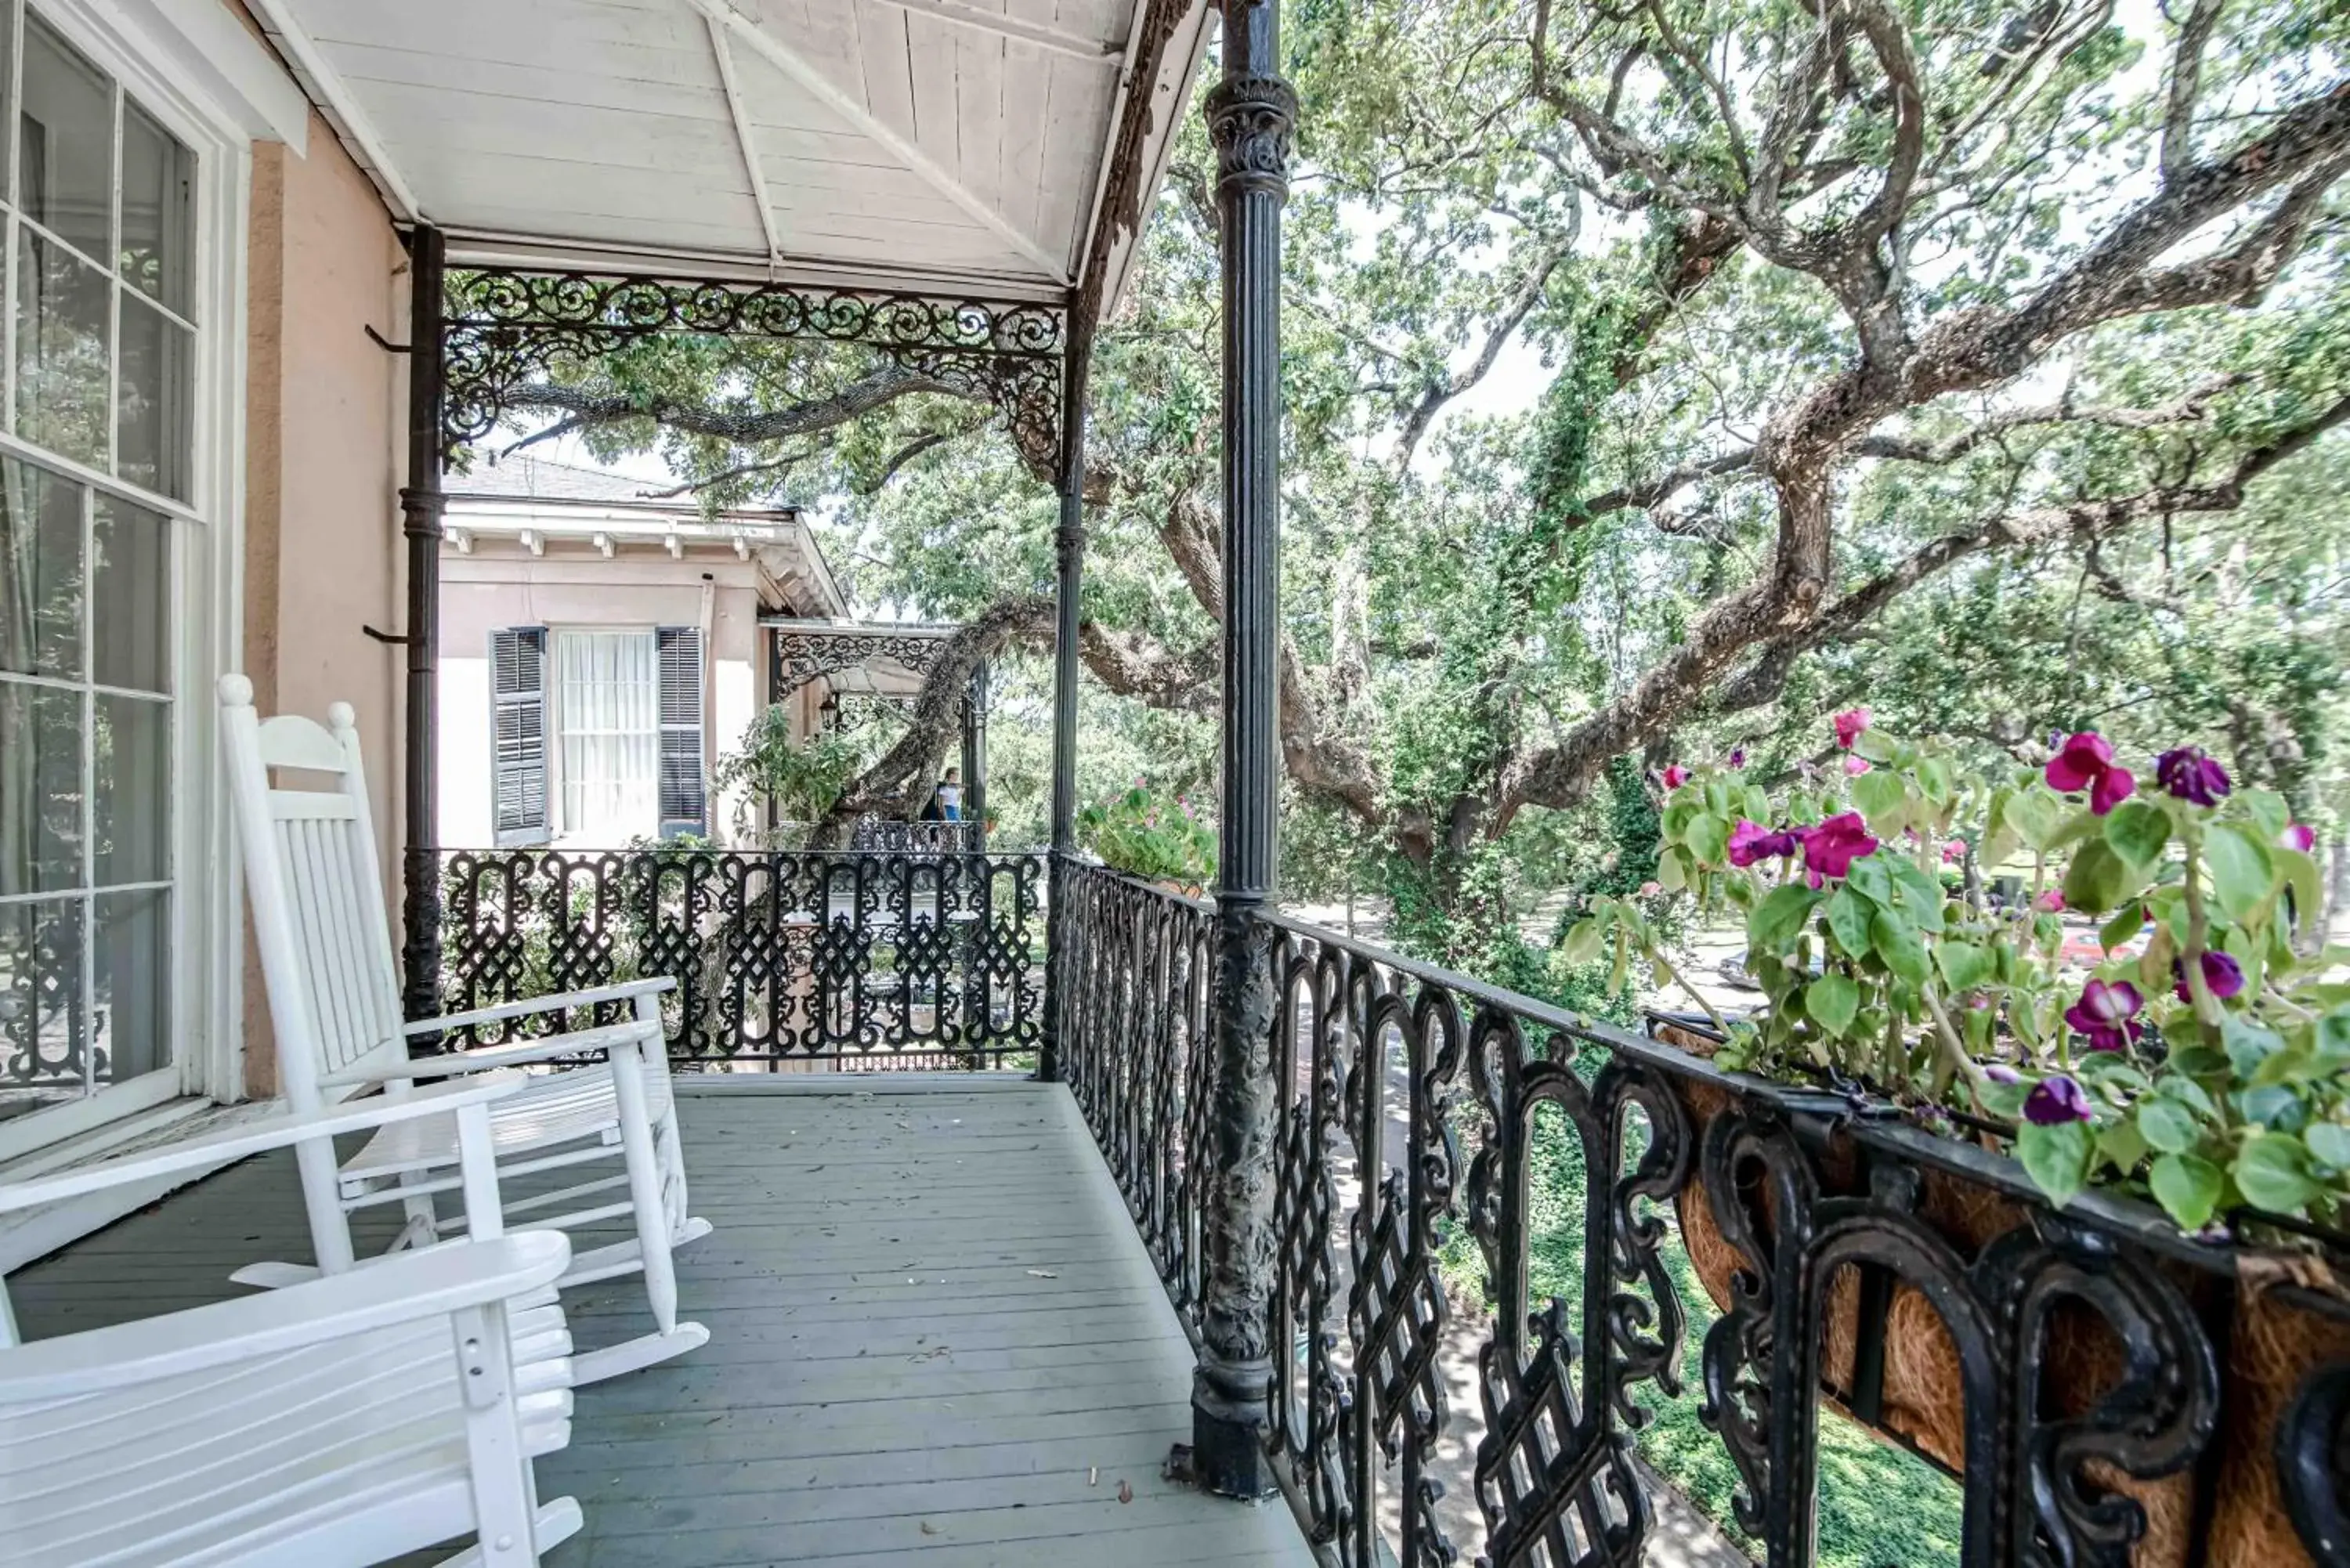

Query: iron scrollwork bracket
[439,269,1068,482]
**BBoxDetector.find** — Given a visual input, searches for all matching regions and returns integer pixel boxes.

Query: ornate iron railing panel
[1055,866,2348,1568]
[437,847,1042,1068]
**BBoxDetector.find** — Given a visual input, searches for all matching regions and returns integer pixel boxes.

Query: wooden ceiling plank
[686,0,1071,283]
[705,14,787,263]
[866,0,1119,63]
[246,0,424,221]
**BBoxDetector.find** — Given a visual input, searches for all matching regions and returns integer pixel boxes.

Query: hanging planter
[1564,714,2350,1565]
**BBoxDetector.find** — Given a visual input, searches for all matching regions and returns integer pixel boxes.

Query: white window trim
[0,0,254,1165]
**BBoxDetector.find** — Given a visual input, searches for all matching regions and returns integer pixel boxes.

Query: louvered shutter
[656,626,706,838]
[490,627,548,847]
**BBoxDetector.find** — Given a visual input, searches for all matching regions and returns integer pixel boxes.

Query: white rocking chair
[219,674,712,1385]
[0,1073,584,1567]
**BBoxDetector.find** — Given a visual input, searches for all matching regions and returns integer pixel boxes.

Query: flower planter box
[1644,1013,2350,1566]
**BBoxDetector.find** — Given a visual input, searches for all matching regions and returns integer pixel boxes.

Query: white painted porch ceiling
[266,0,1153,292]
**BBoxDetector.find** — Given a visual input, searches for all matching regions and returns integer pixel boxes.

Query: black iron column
[1039,323,1090,1085]
[960,659,990,847]
[1195,0,1293,1501]
[397,226,447,1022]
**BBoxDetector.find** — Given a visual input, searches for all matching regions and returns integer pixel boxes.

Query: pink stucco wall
[240,117,403,1093]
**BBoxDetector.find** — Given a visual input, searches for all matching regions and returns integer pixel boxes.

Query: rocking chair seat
[335,1063,674,1191]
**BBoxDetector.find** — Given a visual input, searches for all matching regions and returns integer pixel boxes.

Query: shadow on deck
[9,1078,1318,1568]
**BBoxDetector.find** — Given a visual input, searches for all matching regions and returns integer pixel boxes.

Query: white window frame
[548,624,663,847]
[0,0,251,1165]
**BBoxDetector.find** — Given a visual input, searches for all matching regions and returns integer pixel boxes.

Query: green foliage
[709,708,867,839]
[1076,780,1215,887]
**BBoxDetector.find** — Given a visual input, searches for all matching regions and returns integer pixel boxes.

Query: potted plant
[1566,712,2349,1563]
[1077,779,1214,895]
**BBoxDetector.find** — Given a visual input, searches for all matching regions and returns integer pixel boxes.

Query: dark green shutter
[656,626,705,838]
[490,627,548,847]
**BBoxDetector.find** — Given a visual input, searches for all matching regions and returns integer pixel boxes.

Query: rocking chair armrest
[402,977,677,1038]
[0,1074,535,1217]
[323,1022,659,1087]
[0,1231,572,1402]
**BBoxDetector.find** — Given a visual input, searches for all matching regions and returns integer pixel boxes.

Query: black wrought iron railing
[1054,863,2350,1568]
[437,847,1043,1068]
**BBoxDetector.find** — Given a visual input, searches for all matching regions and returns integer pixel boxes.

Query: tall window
[555,630,660,844]
[0,2,195,1125]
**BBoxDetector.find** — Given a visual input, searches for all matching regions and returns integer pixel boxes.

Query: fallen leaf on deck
[1088,1466,1099,1487]
[1026,1269,1058,1278]
[1118,1480,1134,1505]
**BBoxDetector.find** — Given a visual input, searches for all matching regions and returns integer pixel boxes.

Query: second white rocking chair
[219,674,713,1384]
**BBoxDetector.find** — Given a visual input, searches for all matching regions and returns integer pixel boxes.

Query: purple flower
[1662,764,1690,789]
[2035,888,2066,914]
[2173,949,2245,1003]
[1803,813,1880,882]
[2154,746,2231,807]
[2063,977,2145,1053]
[2283,822,2316,853]
[1843,754,1872,777]
[1943,838,1967,864]
[1727,748,1748,769]
[2024,1075,2095,1125]
[1833,708,1871,750]
[1727,819,1799,868]
[1983,1062,2023,1084]
[2046,732,2135,817]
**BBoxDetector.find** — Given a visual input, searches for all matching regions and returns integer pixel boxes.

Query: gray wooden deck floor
[9,1077,1318,1568]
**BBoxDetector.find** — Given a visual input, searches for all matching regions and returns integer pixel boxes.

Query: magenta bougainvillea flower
[2025,1075,2095,1125]
[2045,732,2135,816]
[1802,813,1878,882]
[1728,748,1748,768]
[1942,838,1966,864]
[2154,746,2231,807]
[2173,950,2245,1003]
[1728,819,1799,867]
[2035,888,2066,914]
[2063,977,2145,1053]
[1843,754,1872,776]
[1832,708,1871,750]
[2283,822,2316,853]
[1662,764,1690,789]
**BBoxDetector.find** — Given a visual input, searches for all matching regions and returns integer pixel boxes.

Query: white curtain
[556,630,658,844]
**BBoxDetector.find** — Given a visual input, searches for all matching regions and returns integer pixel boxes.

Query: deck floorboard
[9,1078,1318,1568]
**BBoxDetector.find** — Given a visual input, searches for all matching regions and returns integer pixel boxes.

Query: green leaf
[2099,902,2146,952]
[2157,1075,2217,1117]
[2304,1123,2350,1172]
[2277,847,2323,934]
[1871,908,1929,985]
[2001,786,2063,852]
[1853,727,1897,764]
[1825,887,1873,959]
[2239,789,2291,840]
[1657,847,1688,892]
[1807,973,1860,1037]
[2204,824,2276,923]
[2149,1153,2224,1230]
[2102,800,2171,871]
[1885,858,1947,932]
[2098,1118,2149,1176]
[1661,797,1703,842]
[2239,1084,2308,1132]
[1561,916,1607,966]
[1915,756,1954,807]
[1935,941,1994,993]
[1846,855,1896,907]
[2135,1097,2201,1155]
[1684,813,1730,867]
[1850,770,1907,828]
[1748,883,1821,948]
[1979,1078,2031,1120]
[2016,1119,2096,1208]
[2223,1015,2287,1079]
[2061,839,2138,915]
[2233,1134,2323,1215]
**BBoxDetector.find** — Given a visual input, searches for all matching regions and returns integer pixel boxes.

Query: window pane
[16,226,112,468]
[92,887,165,1083]
[95,691,166,886]
[93,496,167,693]
[0,897,85,1100]
[0,459,83,679]
[117,296,191,499]
[119,101,191,314]
[18,15,112,264]
[557,630,660,842]
[0,677,82,895]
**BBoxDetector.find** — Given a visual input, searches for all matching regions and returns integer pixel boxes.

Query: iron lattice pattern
[439,269,1067,480]
[772,627,953,699]
[1052,865,2350,1568]
[437,847,1042,1068]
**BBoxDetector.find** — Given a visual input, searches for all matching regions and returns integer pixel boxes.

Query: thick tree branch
[2161,0,2225,186]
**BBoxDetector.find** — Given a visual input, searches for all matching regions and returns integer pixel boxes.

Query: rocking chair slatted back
[220,675,408,1110]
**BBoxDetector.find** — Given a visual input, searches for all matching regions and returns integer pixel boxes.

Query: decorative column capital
[1205,75,1297,199]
